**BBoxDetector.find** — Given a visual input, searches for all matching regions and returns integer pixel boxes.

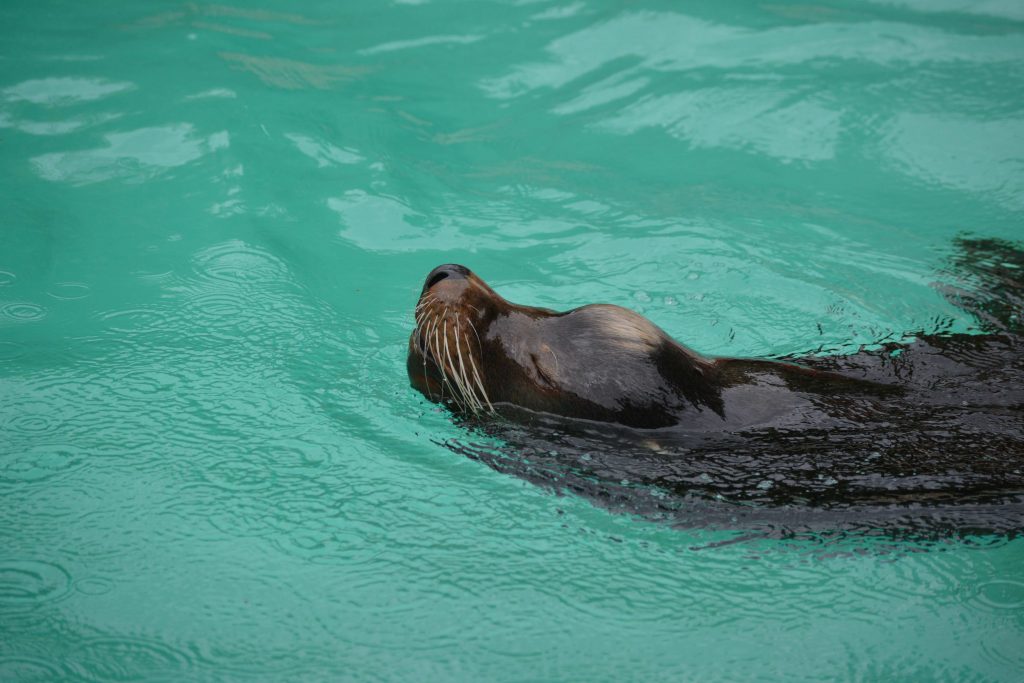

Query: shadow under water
[443,238,1024,538]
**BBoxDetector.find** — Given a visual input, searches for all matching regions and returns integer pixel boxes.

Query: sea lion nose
[423,264,470,292]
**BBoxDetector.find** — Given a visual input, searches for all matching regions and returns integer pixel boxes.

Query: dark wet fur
[441,238,1024,538]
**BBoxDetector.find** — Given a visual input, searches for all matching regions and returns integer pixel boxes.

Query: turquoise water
[2,0,1023,680]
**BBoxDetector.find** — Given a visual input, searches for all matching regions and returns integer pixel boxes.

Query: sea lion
[408,241,1024,535]
[407,263,884,430]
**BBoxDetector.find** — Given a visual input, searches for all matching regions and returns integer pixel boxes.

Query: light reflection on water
[1,0,1023,680]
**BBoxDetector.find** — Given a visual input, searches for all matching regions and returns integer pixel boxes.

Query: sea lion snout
[422,264,471,293]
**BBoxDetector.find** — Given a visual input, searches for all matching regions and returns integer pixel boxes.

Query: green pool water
[2,0,1023,680]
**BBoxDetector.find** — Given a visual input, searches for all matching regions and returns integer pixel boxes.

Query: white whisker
[414,294,437,312]
[441,319,467,412]
[468,351,493,412]
[421,313,435,400]
[412,294,493,417]
[454,319,480,413]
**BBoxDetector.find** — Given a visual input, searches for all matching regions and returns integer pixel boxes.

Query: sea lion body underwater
[407,263,882,431]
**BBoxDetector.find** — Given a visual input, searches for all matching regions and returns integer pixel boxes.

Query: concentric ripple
[191,240,289,285]
[0,443,85,484]
[47,281,91,300]
[974,579,1024,611]
[0,401,64,441]
[200,457,276,492]
[0,301,46,322]
[98,307,172,334]
[0,560,72,608]
[67,637,193,682]
[106,368,183,400]
[0,657,62,683]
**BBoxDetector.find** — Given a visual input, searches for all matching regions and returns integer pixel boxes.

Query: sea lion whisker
[438,308,464,406]
[415,299,435,317]
[464,321,493,411]
[451,321,479,414]
[421,313,436,401]
[415,311,433,355]
[414,299,436,331]
[414,294,437,311]
[414,313,428,344]
[467,340,493,412]
[467,318,483,349]
[432,318,451,404]
[454,318,481,413]
[441,319,468,413]
[452,318,470,408]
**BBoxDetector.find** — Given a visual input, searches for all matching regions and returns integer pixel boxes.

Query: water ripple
[47,281,91,300]
[0,559,72,608]
[204,499,275,537]
[201,457,276,492]
[219,52,370,90]
[98,307,173,334]
[0,342,27,362]
[973,579,1024,611]
[482,12,1024,98]
[67,637,193,682]
[106,369,183,400]
[179,291,249,329]
[2,77,134,106]
[0,656,62,683]
[0,402,64,441]
[74,576,115,596]
[1,1,1022,679]
[0,301,46,322]
[0,444,85,485]
[191,240,289,285]
[30,124,229,185]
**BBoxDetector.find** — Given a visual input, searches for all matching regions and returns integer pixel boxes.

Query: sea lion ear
[530,343,560,387]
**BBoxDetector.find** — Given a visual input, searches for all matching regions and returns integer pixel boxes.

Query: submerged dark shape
[408,238,1024,537]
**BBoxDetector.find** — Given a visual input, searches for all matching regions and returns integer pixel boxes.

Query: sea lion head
[407,264,505,415]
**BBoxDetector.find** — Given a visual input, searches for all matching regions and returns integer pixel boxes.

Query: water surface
[2,0,1023,680]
